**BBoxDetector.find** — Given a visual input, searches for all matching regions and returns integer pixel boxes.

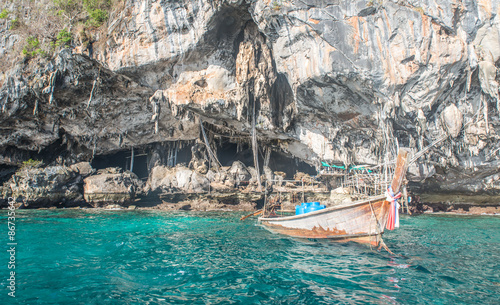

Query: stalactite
[42,70,59,105]
[174,141,178,166]
[33,99,38,116]
[482,94,489,134]
[264,147,271,168]
[91,136,97,159]
[87,68,100,109]
[251,98,261,189]
[149,90,164,134]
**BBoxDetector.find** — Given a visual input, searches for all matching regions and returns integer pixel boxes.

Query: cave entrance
[212,137,316,179]
[91,149,149,180]
[216,140,253,167]
[267,150,316,179]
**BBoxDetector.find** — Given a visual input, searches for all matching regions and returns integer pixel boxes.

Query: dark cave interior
[89,139,317,180]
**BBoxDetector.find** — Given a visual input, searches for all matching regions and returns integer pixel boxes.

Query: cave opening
[216,140,253,166]
[147,141,193,169]
[211,135,317,179]
[91,150,148,179]
[91,141,194,180]
[0,165,17,185]
[267,150,316,178]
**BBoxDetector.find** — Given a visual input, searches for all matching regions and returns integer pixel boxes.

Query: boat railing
[341,169,395,197]
[266,179,328,193]
[261,179,329,217]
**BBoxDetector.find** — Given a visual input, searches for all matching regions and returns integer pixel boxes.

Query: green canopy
[321,162,345,170]
[330,164,346,170]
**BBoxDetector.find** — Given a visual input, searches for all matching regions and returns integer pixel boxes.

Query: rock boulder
[83,168,142,205]
[1,165,82,207]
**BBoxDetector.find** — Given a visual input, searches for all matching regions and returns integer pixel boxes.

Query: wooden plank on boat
[391,149,409,193]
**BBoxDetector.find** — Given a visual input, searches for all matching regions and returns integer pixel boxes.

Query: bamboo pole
[200,119,221,169]
[130,147,134,172]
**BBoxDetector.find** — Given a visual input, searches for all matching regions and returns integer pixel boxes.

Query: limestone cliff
[1,0,500,203]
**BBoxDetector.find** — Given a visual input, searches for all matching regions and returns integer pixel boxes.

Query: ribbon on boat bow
[386,186,402,230]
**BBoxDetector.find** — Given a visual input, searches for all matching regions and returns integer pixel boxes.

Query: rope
[409,134,448,164]
[378,237,395,255]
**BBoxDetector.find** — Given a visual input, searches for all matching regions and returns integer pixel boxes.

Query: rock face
[1,0,500,202]
[70,162,95,177]
[1,165,83,207]
[147,165,209,193]
[83,168,142,206]
[147,161,260,194]
[441,104,463,138]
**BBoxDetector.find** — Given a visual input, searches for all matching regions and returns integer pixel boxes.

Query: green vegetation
[271,1,282,11]
[52,0,111,27]
[6,0,120,62]
[10,18,20,30]
[21,159,42,168]
[414,6,425,15]
[270,0,290,11]
[0,9,9,19]
[86,8,108,27]
[22,36,46,58]
[84,0,111,27]
[56,28,72,47]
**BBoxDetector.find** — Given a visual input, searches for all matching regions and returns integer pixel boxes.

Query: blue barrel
[305,202,326,213]
[307,205,321,213]
[295,205,305,215]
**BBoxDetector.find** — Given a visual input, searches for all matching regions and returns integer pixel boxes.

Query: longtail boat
[258,149,409,246]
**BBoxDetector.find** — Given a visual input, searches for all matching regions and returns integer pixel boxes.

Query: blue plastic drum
[295,205,305,215]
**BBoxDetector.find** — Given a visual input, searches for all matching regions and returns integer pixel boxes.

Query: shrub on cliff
[20,159,43,169]
[22,37,47,58]
[1,0,118,64]
[55,28,72,47]
[0,9,9,19]
[53,0,111,28]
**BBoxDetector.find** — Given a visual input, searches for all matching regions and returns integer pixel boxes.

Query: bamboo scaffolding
[200,119,221,169]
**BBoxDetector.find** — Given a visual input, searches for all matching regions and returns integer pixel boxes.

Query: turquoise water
[1,210,499,304]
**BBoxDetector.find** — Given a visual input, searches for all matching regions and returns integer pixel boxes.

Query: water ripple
[1,211,499,304]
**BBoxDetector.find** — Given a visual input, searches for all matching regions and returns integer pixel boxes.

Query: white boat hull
[258,195,390,245]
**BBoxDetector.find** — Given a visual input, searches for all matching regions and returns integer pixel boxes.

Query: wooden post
[263,180,268,216]
[208,156,211,195]
[402,185,408,213]
[390,149,409,193]
[130,147,135,173]
[301,179,305,203]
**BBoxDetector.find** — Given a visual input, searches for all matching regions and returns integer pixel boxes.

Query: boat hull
[258,195,390,245]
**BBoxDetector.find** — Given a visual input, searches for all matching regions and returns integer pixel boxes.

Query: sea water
[0,210,499,304]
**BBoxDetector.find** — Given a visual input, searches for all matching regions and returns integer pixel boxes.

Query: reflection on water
[0,210,499,304]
